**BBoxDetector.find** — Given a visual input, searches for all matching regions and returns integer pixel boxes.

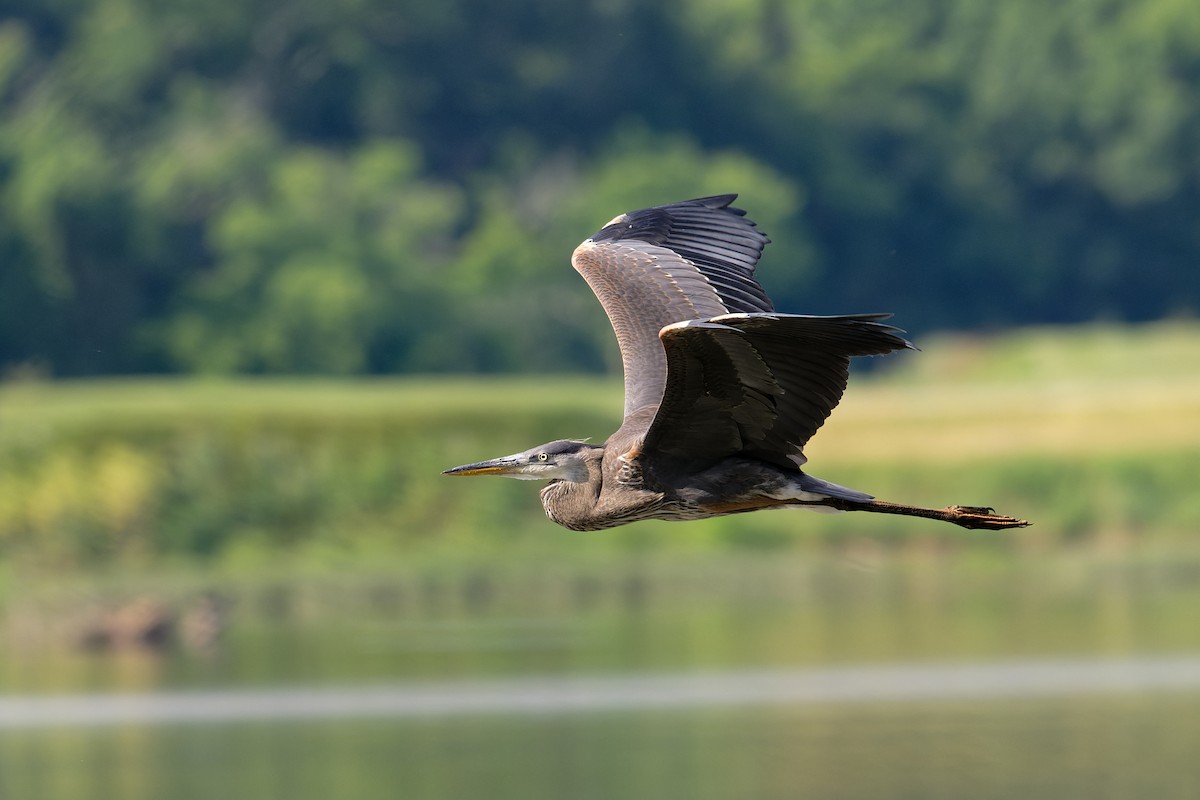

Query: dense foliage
[1,0,1198,376]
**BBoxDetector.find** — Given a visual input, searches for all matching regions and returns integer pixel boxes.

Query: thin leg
[817,498,1030,530]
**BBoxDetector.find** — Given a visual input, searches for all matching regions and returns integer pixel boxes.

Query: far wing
[571,195,771,419]
[641,313,914,470]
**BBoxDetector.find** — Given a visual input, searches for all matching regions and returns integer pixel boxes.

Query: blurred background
[2,0,1200,797]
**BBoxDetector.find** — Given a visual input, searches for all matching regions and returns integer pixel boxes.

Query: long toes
[945,506,1030,531]
[951,505,996,515]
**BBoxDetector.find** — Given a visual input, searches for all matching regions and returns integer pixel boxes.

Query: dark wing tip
[589,194,759,244]
[680,194,745,215]
[587,194,774,314]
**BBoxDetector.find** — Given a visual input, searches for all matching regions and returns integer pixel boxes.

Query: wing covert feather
[571,195,772,420]
[572,240,728,417]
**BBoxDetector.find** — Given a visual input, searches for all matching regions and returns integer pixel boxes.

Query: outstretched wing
[571,195,771,419]
[641,313,914,471]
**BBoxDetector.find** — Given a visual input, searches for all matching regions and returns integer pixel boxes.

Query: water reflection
[4,656,1200,729]
[7,554,1200,692]
[5,691,1200,800]
[4,553,1200,798]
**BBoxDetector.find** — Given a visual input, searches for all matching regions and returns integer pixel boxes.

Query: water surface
[4,553,1200,799]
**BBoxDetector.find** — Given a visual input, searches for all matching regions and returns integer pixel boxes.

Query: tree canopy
[1,0,1197,376]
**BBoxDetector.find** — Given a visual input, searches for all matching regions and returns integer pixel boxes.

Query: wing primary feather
[642,313,913,469]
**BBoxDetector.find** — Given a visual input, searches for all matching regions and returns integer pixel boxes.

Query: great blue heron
[444,195,1028,532]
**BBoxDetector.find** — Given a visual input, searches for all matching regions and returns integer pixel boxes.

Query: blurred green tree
[166,142,462,373]
[0,0,1197,376]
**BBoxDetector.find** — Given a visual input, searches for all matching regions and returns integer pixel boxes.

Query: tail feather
[798,473,874,503]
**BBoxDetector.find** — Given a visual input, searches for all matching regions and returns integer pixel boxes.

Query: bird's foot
[944,505,1030,531]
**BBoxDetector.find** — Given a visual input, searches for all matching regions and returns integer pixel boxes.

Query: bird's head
[442,439,596,483]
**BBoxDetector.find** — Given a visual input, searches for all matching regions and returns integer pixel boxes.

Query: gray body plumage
[445,195,1029,533]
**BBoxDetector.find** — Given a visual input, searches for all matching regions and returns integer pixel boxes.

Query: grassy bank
[1,322,1197,574]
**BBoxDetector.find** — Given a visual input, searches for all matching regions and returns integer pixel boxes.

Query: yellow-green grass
[1,321,1197,572]
[0,376,622,430]
[809,374,1200,465]
[810,320,1200,465]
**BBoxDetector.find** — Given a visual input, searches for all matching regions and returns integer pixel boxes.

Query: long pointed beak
[442,455,522,477]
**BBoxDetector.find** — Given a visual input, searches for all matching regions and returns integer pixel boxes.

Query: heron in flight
[444,196,1028,532]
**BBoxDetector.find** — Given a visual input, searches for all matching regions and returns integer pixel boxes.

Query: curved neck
[540,480,599,531]
[539,447,605,531]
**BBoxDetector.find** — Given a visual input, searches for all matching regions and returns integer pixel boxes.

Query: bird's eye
[537,452,549,462]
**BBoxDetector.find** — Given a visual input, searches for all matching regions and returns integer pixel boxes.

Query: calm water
[4,553,1200,799]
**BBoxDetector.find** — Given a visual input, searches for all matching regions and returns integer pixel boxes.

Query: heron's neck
[539,449,604,531]
[540,479,600,531]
